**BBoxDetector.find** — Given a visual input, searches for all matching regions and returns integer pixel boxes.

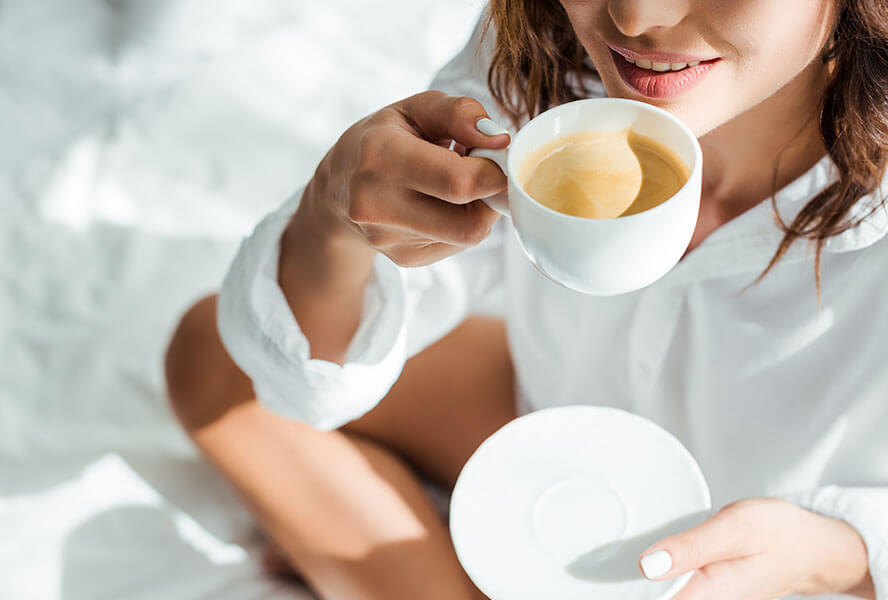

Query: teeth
[623,54,701,72]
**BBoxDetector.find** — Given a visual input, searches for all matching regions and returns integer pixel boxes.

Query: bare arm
[276,91,510,365]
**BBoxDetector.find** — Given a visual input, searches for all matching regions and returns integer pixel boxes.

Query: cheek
[710,0,834,72]
[691,0,835,125]
[559,0,608,32]
[564,2,621,73]
[708,0,833,95]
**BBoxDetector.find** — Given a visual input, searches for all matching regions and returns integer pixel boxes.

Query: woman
[165,1,887,598]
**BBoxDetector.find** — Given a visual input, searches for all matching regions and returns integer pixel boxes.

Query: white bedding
[0,1,484,597]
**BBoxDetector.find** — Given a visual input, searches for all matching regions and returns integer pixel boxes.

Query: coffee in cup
[517,130,690,220]
[469,97,702,296]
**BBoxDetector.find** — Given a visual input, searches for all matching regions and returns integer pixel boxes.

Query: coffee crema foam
[517,129,689,219]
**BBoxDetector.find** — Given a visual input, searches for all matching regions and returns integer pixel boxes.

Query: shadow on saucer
[566,510,710,582]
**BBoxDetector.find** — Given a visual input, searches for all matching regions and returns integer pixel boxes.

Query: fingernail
[476,117,509,136]
[640,550,673,579]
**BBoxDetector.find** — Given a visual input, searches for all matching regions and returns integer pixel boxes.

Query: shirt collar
[776,154,888,254]
[652,148,888,287]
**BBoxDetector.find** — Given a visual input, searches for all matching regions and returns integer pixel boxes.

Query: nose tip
[608,0,688,38]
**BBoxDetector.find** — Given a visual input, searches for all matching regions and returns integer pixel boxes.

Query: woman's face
[561,0,837,136]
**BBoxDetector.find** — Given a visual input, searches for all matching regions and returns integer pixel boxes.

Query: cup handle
[468,147,511,218]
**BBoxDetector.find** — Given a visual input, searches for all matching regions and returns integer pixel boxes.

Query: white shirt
[217,14,888,599]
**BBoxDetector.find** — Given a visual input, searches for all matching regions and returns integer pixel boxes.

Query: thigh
[342,316,517,492]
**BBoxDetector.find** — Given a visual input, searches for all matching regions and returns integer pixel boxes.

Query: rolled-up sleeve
[217,185,410,430]
[784,486,888,598]
[215,10,510,430]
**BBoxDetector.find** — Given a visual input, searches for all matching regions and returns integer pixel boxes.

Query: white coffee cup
[471,98,702,296]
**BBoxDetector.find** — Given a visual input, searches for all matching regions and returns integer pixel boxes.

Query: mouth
[609,48,721,99]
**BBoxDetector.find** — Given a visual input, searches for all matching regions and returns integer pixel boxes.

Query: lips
[610,48,720,99]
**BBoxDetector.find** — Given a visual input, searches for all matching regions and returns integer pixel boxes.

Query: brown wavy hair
[481,1,888,291]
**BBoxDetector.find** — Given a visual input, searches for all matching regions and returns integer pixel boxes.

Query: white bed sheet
[0,0,484,597]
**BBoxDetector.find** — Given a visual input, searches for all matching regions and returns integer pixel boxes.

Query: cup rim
[507,97,702,224]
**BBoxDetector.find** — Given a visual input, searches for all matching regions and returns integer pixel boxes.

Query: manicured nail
[640,550,673,579]
[476,117,509,136]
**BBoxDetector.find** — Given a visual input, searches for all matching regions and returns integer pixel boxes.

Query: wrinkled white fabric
[1,0,484,598]
[218,12,888,598]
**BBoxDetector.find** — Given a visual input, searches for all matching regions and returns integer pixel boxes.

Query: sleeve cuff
[782,486,888,599]
[217,186,409,430]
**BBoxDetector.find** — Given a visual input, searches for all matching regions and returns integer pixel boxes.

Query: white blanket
[0,0,483,597]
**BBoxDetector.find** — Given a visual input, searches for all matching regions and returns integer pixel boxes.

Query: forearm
[279,174,378,365]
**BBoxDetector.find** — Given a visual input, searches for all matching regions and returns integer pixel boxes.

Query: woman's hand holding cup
[298,90,510,266]
[279,91,510,363]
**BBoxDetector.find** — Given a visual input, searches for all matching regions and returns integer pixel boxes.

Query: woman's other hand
[638,497,875,599]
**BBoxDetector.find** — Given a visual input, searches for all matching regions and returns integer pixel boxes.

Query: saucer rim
[449,405,712,600]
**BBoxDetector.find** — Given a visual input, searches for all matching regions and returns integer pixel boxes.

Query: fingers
[388,132,508,204]
[430,138,466,155]
[451,141,468,156]
[380,240,466,269]
[351,189,500,250]
[670,561,755,600]
[398,193,500,247]
[639,500,816,600]
[392,90,511,151]
[333,90,508,268]
[639,503,757,580]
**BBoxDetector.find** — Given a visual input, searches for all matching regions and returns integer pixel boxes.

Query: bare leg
[165,296,515,600]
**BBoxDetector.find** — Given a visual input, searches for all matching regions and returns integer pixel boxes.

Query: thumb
[638,506,754,580]
[392,90,511,150]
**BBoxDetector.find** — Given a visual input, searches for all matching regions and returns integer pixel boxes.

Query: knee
[164,294,254,431]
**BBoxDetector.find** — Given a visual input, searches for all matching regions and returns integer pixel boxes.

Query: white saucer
[449,406,711,600]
